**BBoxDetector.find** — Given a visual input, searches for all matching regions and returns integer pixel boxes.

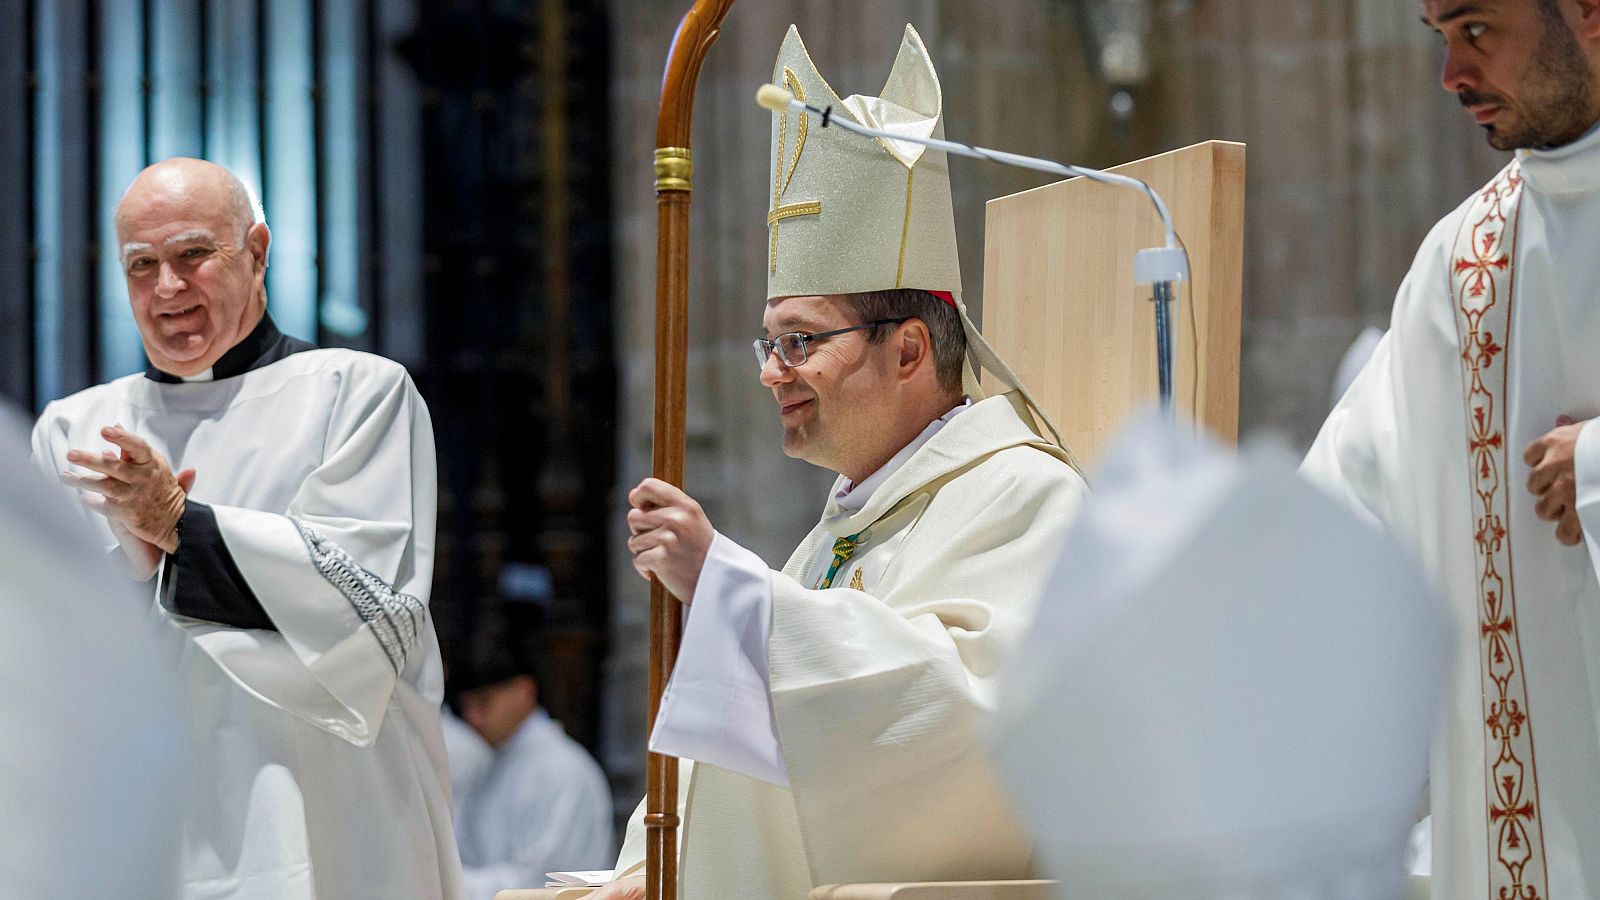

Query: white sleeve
[1572,418,1600,580]
[29,401,128,569]
[197,362,437,746]
[647,532,789,787]
[1300,330,1397,529]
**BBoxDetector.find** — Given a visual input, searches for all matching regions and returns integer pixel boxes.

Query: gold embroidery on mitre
[770,67,823,273]
[781,68,807,195]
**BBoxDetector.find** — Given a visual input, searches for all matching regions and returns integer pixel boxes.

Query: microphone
[755,83,795,113]
[755,83,1190,414]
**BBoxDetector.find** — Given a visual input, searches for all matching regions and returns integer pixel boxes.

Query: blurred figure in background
[453,628,614,899]
[441,687,494,820]
[0,403,188,900]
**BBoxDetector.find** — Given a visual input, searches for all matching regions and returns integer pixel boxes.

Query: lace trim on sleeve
[292,519,424,673]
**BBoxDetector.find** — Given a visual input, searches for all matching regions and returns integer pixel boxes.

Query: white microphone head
[755,83,795,112]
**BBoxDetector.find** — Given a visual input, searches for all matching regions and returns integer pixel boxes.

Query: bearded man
[1303,1,1600,896]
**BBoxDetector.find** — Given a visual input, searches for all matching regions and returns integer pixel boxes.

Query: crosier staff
[647,3,736,900]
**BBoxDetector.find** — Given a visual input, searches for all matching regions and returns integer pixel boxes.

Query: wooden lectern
[982,140,1246,461]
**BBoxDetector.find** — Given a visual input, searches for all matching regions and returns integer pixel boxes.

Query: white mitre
[766,23,958,299]
[766,25,1081,469]
[993,414,1451,899]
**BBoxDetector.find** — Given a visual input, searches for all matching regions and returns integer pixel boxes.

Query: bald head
[115,158,256,246]
[115,158,271,377]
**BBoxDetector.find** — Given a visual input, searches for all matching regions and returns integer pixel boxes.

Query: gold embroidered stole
[1450,160,1548,900]
[815,534,861,590]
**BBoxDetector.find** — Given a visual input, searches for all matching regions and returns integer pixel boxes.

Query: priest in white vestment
[31,158,464,900]
[453,631,614,898]
[1303,2,1600,896]
[1,404,188,900]
[592,24,1089,900]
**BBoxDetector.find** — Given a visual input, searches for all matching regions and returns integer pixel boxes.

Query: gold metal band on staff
[654,147,693,192]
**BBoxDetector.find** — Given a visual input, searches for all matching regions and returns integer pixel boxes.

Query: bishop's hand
[63,425,196,560]
[627,477,714,603]
[1525,415,1588,547]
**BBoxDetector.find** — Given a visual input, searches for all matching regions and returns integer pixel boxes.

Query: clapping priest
[32,158,463,900]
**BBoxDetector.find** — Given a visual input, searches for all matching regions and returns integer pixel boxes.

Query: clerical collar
[1518,116,1600,195]
[144,315,316,383]
[834,398,971,514]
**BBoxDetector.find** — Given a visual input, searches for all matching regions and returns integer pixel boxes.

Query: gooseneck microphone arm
[756,83,1190,415]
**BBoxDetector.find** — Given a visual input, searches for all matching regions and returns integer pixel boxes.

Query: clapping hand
[62,425,195,577]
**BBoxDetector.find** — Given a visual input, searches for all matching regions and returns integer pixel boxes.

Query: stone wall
[600,0,1507,809]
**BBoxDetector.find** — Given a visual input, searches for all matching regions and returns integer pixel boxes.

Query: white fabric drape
[2,405,188,900]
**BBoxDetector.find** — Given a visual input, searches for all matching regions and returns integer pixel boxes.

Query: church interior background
[1,0,1508,824]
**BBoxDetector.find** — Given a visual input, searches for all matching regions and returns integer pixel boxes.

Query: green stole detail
[815,533,861,589]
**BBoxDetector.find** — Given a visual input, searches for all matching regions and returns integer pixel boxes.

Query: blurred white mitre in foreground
[0,404,188,900]
[994,413,1450,900]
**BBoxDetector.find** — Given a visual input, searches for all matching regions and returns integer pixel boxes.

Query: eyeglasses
[752,319,909,370]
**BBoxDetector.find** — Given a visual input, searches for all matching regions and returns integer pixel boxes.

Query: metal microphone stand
[761,85,1190,416]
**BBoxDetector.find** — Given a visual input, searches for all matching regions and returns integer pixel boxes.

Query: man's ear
[246,222,271,276]
[897,319,931,382]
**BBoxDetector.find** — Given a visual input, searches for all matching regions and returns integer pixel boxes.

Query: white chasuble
[1304,128,1600,900]
[618,393,1088,898]
[32,342,463,900]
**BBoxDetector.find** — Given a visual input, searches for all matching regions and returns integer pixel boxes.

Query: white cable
[756,83,1178,250]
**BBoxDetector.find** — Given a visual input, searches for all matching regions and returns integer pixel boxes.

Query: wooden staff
[648,3,735,900]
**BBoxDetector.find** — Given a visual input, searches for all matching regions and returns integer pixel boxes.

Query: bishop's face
[1425,0,1600,150]
[759,295,899,477]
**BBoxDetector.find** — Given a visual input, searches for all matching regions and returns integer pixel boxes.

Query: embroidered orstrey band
[769,67,823,273]
[1449,160,1548,900]
[294,519,426,674]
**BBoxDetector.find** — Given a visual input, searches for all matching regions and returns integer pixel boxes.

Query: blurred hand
[63,425,195,556]
[106,517,165,582]
[586,875,645,900]
[1525,415,1588,547]
[626,477,714,603]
